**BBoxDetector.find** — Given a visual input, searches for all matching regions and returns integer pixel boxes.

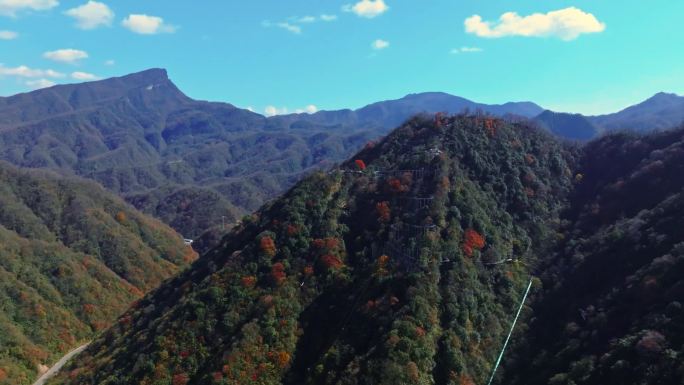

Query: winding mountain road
[32,343,89,385]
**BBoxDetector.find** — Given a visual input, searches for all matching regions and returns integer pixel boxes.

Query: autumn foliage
[355,159,367,170]
[241,276,257,288]
[376,201,391,222]
[260,236,277,257]
[462,229,485,257]
[171,373,189,385]
[271,263,286,286]
[321,254,344,269]
[115,211,127,223]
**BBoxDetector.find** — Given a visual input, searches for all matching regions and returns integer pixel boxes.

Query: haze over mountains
[1,69,681,239]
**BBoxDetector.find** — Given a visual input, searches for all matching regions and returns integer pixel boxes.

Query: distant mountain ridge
[0,69,680,237]
[0,69,547,238]
[589,92,684,132]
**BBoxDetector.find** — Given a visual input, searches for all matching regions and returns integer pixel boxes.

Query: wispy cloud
[71,71,99,80]
[465,7,605,41]
[343,0,389,18]
[43,48,89,63]
[0,64,65,78]
[65,1,114,30]
[0,0,58,17]
[104,59,115,66]
[372,39,389,50]
[0,30,18,39]
[264,106,288,116]
[450,46,483,54]
[265,104,318,116]
[26,78,56,89]
[265,13,337,35]
[122,14,176,34]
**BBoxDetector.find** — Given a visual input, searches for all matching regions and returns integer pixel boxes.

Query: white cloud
[122,14,176,34]
[264,106,289,117]
[65,1,113,29]
[0,64,64,78]
[71,71,99,80]
[320,14,337,21]
[104,59,115,66]
[297,15,316,23]
[295,105,318,114]
[0,30,18,39]
[372,39,389,50]
[43,49,89,63]
[0,0,58,17]
[343,0,388,18]
[262,20,301,34]
[450,46,483,54]
[276,22,301,34]
[26,78,56,89]
[465,7,605,41]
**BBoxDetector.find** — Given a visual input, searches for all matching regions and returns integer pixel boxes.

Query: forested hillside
[0,162,195,385]
[48,114,576,385]
[504,127,684,384]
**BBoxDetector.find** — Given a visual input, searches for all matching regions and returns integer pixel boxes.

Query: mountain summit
[47,114,575,385]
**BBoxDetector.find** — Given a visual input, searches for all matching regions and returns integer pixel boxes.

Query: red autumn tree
[321,254,344,269]
[355,159,367,170]
[271,263,286,286]
[241,276,257,288]
[286,224,299,236]
[260,236,277,257]
[462,229,485,257]
[376,201,391,222]
[172,373,189,385]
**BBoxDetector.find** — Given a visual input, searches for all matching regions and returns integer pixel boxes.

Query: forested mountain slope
[504,127,684,385]
[48,114,575,385]
[0,162,195,385]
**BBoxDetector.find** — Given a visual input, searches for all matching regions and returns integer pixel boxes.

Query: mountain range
[1,69,681,240]
[44,115,684,385]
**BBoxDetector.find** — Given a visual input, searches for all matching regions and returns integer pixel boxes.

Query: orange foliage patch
[83,303,96,314]
[525,153,536,165]
[172,373,189,385]
[260,236,277,257]
[355,159,367,170]
[277,351,291,368]
[241,276,257,288]
[376,201,391,222]
[0,368,7,381]
[415,326,426,338]
[303,265,314,276]
[321,254,344,270]
[377,254,390,267]
[183,247,198,264]
[212,372,223,381]
[115,211,127,223]
[271,263,286,286]
[459,373,476,385]
[462,229,485,257]
[387,178,409,194]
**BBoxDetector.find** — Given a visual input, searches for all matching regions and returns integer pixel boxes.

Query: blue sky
[1,0,683,115]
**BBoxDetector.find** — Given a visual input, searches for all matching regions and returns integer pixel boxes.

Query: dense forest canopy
[0,162,195,385]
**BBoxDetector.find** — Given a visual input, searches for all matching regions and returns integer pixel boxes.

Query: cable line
[486,278,533,385]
